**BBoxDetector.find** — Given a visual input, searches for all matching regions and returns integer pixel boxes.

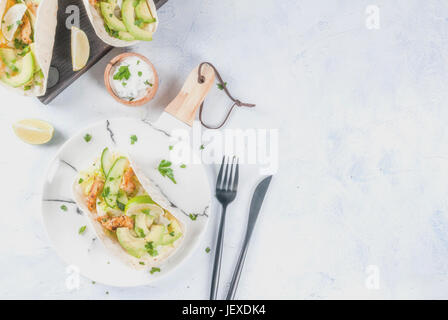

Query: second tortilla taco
[0,0,57,96]
[83,0,158,47]
[73,147,185,269]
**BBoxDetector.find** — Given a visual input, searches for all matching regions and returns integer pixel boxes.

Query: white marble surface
[1,0,448,299]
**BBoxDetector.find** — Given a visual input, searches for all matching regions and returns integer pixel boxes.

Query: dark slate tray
[38,0,167,105]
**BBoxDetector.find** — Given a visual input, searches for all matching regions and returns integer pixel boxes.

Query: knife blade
[225,175,273,300]
[246,175,273,240]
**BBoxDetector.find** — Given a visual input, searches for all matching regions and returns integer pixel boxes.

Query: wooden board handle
[165,64,216,126]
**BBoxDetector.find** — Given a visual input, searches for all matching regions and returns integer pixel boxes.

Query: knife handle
[165,63,215,127]
[226,232,251,300]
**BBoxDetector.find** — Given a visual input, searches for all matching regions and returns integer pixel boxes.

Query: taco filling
[88,0,157,42]
[76,147,183,261]
[0,0,44,92]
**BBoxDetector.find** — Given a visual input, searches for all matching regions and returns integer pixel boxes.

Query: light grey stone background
[1,0,447,299]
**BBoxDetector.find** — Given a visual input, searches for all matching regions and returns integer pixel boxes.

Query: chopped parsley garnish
[116,200,125,211]
[169,231,175,237]
[189,213,198,221]
[136,227,145,238]
[139,261,145,265]
[141,209,150,214]
[113,65,131,81]
[135,18,145,27]
[217,82,227,90]
[14,39,27,50]
[102,186,110,198]
[138,71,142,77]
[145,241,158,257]
[122,82,127,87]
[24,85,31,91]
[7,24,13,31]
[78,178,84,184]
[144,80,152,86]
[168,145,173,150]
[84,133,92,142]
[60,205,68,211]
[200,144,205,150]
[137,60,140,65]
[157,160,176,184]
[205,247,211,253]
[104,24,119,38]
[150,267,161,274]
[78,225,87,234]
[180,164,186,168]
[130,134,138,145]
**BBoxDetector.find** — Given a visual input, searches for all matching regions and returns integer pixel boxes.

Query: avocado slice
[116,227,147,258]
[121,0,153,41]
[117,224,166,258]
[135,0,156,23]
[146,225,165,244]
[0,48,17,66]
[100,2,127,32]
[117,31,136,41]
[0,52,34,88]
[160,219,182,245]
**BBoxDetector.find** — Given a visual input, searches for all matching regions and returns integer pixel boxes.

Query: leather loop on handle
[165,64,216,127]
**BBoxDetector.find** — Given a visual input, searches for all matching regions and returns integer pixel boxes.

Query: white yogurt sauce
[110,56,154,102]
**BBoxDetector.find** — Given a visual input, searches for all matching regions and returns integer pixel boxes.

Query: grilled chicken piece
[20,15,32,45]
[26,2,38,16]
[87,177,104,212]
[120,167,136,195]
[98,215,134,231]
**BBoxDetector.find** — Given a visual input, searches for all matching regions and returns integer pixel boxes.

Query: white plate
[41,118,211,287]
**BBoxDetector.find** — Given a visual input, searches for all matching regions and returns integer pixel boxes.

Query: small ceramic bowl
[104,52,159,107]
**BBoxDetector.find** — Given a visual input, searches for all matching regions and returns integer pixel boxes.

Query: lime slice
[12,119,54,145]
[71,26,90,71]
[1,4,27,41]
[126,203,164,217]
[125,195,155,212]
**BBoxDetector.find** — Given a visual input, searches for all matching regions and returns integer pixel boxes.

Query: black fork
[210,156,239,300]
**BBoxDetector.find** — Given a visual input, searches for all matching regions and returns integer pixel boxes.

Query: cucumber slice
[101,147,114,177]
[103,157,127,208]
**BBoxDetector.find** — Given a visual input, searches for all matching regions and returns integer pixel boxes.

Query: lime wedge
[71,26,90,71]
[12,119,54,145]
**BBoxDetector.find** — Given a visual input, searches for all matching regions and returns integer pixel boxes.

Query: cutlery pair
[209,156,272,300]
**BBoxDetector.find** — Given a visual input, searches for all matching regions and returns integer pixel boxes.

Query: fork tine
[228,156,236,191]
[216,156,225,190]
[222,157,230,190]
[232,158,239,191]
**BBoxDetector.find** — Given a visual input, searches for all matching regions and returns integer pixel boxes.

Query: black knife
[226,175,273,300]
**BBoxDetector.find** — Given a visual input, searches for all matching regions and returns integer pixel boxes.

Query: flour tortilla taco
[73,148,185,269]
[83,0,158,47]
[0,0,57,96]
